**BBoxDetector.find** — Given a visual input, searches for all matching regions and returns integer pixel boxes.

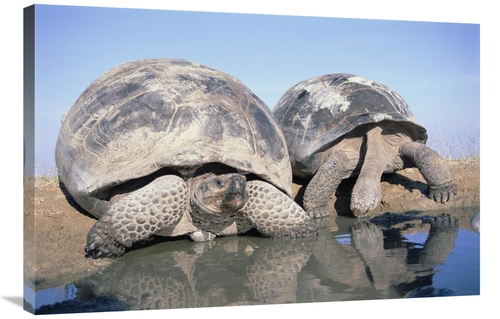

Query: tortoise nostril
[232,175,246,190]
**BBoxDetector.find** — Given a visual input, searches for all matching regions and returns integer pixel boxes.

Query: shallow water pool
[26,206,480,313]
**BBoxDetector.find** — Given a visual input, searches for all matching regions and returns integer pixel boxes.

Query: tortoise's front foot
[302,150,349,219]
[303,203,331,219]
[429,183,458,203]
[84,175,188,259]
[350,180,381,218]
[85,218,126,259]
[242,181,317,238]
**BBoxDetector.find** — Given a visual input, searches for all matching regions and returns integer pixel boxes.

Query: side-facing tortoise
[272,73,458,218]
[55,58,316,259]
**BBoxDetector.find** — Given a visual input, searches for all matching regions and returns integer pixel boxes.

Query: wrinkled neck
[359,126,388,179]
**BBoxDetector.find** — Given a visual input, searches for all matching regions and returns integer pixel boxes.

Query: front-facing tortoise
[272,73,458,218]
[55,58,316,259]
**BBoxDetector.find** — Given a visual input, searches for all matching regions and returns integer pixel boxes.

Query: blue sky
[29,4,480,175]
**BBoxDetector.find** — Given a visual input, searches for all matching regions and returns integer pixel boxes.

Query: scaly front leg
[240,180,317,238]
[303,149,350,218]
[85,175,188,259]
[351,126,387,217]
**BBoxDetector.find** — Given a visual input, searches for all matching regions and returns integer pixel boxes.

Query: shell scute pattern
[56,58,293,214]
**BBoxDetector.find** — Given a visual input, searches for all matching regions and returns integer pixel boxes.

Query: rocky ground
[24,159,479,289]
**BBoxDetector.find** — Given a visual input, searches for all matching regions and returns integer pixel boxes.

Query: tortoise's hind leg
[400,141,458,203]
[240,180,317,238]
[85,175,187,259]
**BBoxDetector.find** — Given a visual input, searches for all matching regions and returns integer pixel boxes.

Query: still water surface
[27,207,479,313]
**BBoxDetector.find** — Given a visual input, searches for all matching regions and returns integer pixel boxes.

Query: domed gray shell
[55,58,292,217]
[273,73,427,174]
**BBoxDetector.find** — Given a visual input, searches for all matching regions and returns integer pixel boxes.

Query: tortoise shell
[56,58,292,218]
[272,73,428,176]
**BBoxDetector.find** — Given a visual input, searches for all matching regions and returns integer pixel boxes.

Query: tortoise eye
[214,178,225,188]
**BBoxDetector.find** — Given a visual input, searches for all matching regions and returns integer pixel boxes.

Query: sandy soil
[24,159,479,289]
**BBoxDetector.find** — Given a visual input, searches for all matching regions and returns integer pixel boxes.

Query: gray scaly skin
[399,142,457,203]
[303,150,349,218]
[85,174,317,259]
[85,175,187,259]
[349,126,388,216]
[302,123,457,218]
[242,181,317,238]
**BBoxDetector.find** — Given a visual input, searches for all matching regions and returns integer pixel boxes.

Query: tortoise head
[190,173,249,215]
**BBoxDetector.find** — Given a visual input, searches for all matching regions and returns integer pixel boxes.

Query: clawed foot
[304,204,331,218]
[242,180,318,238]
[85,221,126,259]
[429,184,458,203]
[351,181,381,218]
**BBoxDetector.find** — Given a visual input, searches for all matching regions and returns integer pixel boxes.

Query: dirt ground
[24,159,480,289]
